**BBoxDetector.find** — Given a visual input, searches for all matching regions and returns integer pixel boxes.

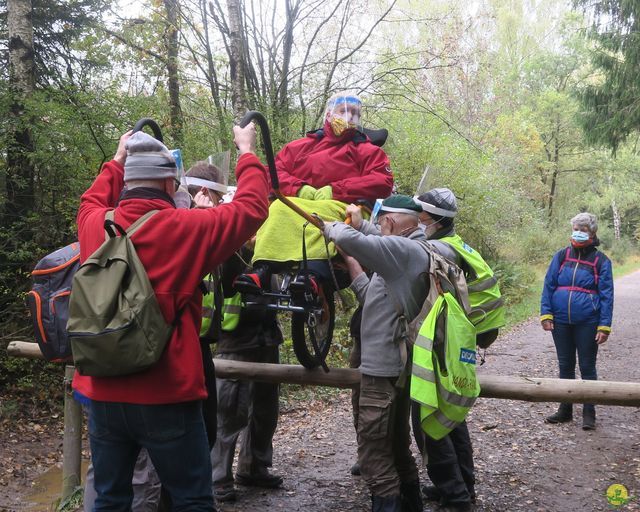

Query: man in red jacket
[235,93,393,293]
[72,123,269,511]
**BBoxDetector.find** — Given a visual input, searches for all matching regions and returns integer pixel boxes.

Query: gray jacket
[324,220,430,377]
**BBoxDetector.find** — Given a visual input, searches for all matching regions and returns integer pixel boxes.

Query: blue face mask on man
[571,230,590,243]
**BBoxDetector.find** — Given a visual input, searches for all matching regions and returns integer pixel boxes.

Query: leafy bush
[606,237,637,265]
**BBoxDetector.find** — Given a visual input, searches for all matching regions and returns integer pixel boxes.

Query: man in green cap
[323,194,429,512]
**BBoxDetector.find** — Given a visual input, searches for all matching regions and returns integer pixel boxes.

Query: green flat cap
[380,194,422,216]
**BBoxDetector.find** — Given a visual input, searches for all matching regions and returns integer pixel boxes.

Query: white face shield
[325,94,362,136]
[183,151,232,208]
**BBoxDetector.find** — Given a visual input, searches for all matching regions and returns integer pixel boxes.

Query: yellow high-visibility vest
[411,292,480,440]
[440,234,505,334]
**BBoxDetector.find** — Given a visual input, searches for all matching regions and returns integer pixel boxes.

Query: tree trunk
[6,0,35,220]
[608,174,621,240]
[164,0,184,146]
[226,0,247,120]
[202,0,229,147]
[275,0,296,136]
[612,199,621,240]
[547,119,561,221]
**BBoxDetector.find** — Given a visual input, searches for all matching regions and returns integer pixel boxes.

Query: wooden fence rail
[8,340,640,406]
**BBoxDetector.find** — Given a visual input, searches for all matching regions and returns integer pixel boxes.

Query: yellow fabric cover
[252,198,348,263]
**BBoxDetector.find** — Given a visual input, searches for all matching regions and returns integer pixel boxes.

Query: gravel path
[220,270,640,512]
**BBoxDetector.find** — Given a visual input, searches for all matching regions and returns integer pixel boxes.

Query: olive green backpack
[67,210,174,377]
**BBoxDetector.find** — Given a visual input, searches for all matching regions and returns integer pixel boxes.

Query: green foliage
[0,342,64,421]
[574,0,640,151]
[601,236,637,265]
[57,485,84,512]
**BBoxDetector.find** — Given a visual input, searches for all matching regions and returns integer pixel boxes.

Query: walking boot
[400,481,423,512]
[235,467,283,488]
[371,495,403,512]
[233,263,271,294]
[421,485,441,502]
[545,403,572,424]
[582,404,596,430]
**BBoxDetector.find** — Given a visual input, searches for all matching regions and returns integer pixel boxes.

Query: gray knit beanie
[124,131,177,182]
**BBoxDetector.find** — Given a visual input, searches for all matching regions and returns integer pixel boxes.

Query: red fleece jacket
[275,120,393,203]
[72,153,269,404]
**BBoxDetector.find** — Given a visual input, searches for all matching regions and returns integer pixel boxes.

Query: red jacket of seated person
[275,119,393,204]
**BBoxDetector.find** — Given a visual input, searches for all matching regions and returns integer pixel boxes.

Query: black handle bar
[132,118,164,143]
[238,111,279,190]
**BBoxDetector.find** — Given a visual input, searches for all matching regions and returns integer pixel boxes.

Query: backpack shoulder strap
[105,210,115,242]
[417,240,471,315]
[103,209,159,241]
[126,210,160,237]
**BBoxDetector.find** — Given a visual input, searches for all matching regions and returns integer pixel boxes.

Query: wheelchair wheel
[291,282,335,369]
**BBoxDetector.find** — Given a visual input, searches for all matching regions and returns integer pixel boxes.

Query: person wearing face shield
[183,163,284,503]
[234,93,393,294]
[412,187,504,512]
[277,93,393,203]
[323,195,430,512]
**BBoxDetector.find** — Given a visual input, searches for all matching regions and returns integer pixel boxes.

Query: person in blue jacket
[540,212,614,430]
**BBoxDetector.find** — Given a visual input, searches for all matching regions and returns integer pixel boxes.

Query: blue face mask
[571,230,590,242]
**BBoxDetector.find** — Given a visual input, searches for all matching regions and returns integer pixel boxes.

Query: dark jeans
[551,322,598,381]
[88,400,214,512]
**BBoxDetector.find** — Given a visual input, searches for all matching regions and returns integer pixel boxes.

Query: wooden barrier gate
[7,340,640,502]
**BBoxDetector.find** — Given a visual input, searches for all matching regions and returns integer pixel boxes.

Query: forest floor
[2,271,640,512]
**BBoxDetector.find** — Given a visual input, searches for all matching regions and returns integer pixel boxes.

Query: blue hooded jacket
[540,242,613,331]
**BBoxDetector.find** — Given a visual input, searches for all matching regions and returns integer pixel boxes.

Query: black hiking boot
[400,481,423,512]
[371,495,403,512]
[235,468,283,488]
[582,404,596,430]
[421,485,441,502]
[545,403,573,424]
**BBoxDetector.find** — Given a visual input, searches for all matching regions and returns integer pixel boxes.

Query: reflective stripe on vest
[221,293,241,332]
[440,234,505,334]
[410,293,480,440]
[200,274,242,337]
[200,278,217,339]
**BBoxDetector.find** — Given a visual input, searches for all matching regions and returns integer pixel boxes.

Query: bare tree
[226,0,247,119]
[5,0,35,219]
[164,0,184,144]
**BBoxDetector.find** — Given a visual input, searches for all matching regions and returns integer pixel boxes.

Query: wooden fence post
[61,365,82,501]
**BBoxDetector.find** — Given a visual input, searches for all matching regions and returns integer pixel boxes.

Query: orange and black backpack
[26,242,80,362]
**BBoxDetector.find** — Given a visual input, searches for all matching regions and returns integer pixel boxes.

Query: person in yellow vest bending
[412,187,505,512]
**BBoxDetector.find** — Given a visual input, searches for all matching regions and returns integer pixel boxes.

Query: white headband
[185,176,227,194]
[412,196,456,218]
[379,206,420,217]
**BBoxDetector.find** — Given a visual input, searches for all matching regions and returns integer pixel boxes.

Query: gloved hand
[314,185,333,200]
[297,185,317,200]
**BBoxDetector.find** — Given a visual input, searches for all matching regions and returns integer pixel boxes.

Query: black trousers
[411,401,475,505]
